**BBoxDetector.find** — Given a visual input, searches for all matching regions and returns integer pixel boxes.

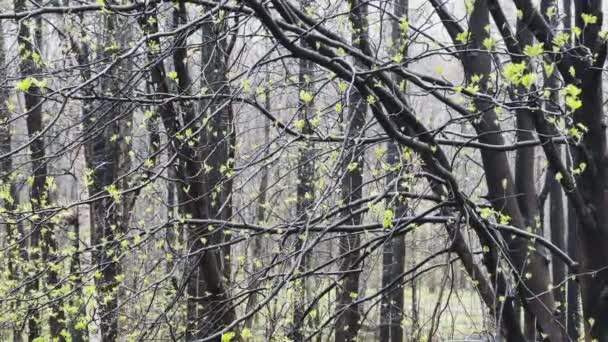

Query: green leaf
[564,84,582,97]
[15,78,33,92]
[520,73,536,90]
[399,17,409,34]
[241,328,253,340]
[294,119,306,132]
[563,84,583,111]
[221,332,236,342]
[167,71,178,80]
[479,207,494,220]
[335,102,343,114]
[382,209,395,229]
[581,13,598,25]
[482,37,496,51]
[455,31,471,44]
[105,184,122,203]
[566,96,582,111]
[543,62,555,77]
[523,43,544,57]
[552,32,570,48]
[464,0,475,15]
[299,90,314,104]
[503,62,526,85]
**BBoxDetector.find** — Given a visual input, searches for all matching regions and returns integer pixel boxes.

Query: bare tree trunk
[291,53,316,342]
[0,20,22,342]
[178,2,236,339]
[83,9,134,341]
[514,19,539,340]
[334,1,369,341]
[566,153,580,341]
[66,9,95,342]
[291,2,316,340]
[13,2,64,339]
[380,231,393,342]
[379,2,408,341]
[438,0,563,339]
[245,85,271,329]
[390,2,407,341]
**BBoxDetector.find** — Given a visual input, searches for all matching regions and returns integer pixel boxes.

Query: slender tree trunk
[567,1,608,338]
[379,2,408,341]
[67,9,94,342]
[13,2,64,339]
[292,2,316,340]
[245,86,271,329]
[514,19,539,340]
[390,2,407,341]
[560,0,579,337]
[83,9,134,341]
[334,1,369,341]
[566,153,580,341]
[0,20,22,342]
[380,231,393,342]
[538,1,567,333]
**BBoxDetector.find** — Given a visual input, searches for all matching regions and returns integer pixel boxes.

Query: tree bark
[456,1,563,340]
[292,25,316,342]
[379,2,408,341]
[334,1,368,341]
[13,1,65,339]
[83,9,134,341]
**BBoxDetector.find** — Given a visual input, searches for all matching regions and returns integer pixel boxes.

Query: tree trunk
[379,2,408,341]
[292,42,316,342]
[245,92,270,328]
[83,10,134,341]
[13,1,64,339]
[181,2,236,339]
[461,1,562,340]
[0,20,22,342]
[334,1,369,341]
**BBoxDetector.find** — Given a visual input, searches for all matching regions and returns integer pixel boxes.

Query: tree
[5,0,608,341]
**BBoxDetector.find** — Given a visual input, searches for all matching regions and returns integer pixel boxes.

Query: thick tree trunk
[460,2,562,340]
[182,3,236,340]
